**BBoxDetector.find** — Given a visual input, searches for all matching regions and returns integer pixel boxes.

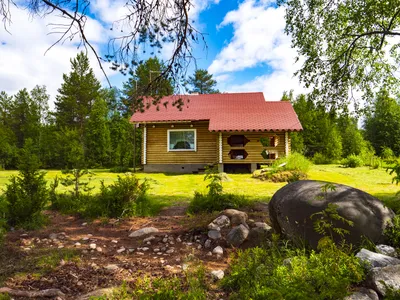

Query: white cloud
[0,5,117,108]
[209,0,307,100]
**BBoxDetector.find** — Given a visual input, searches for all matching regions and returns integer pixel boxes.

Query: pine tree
[187,69,219,94]
[54,52,101,133]
[85,98,111,167]
[122,57,174,116]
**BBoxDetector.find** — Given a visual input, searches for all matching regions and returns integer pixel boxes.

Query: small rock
[182,264,189,271]
[111,240,118,244]
[166,249,174,254]
[376,244,397,257]
[74,242,81,247]
[154,248,160,252]
[163,238,168,243]
[208,230,222,240]
[77,281,83,286]
[197,245,202,250]
[157,252,162,255]
[116,247,126,254]
[96,247,102,252]
[356,248,400,269]
[20,239,32,246]
[207,223,221,231]
[58,245,64,249]
[141,247,150,252]
[20,233,28,237]
[227,224,250,247]
[104,264,119,272]
[344,287,379,300]
[82,237,89,242]
[87,234,93,237]
[129,227,159,238]
[136,252,144,255]
[161,247,166,252]
[176,237,182,243]
[222,209,248,226]
[49,233,58,240]
[254,222,272,230]
[143,236,155,243]
[211,270,225,280]
[206,251,212,256]
[212,246,224,255]
[82,222,87,226]
[209,215,231,230]
[204,239,212,248]
[89,243,97,250]
[367,264,400,296]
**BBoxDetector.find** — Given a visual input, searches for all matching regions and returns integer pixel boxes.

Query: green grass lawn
[0,165,398,207]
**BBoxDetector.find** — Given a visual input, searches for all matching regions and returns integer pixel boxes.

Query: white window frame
[167,129,197,152]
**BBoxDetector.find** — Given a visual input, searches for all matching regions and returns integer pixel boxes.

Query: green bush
[189,191,248,213]
[222,238,365,300]
[109,166,131,173]
[4,140,48,229]
[384,215,400,248]
[342,154,364,168]
[189,166,249,213]
[272,153,312,173]
[312,152,332,165]
[91,174,151,218]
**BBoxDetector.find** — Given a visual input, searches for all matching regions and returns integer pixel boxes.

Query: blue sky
[0,0,306,106]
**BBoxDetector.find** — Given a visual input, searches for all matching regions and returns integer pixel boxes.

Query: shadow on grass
[0,247,79,285]
[373,192,400,213]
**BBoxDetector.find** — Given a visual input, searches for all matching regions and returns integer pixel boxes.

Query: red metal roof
[129,92,302,131]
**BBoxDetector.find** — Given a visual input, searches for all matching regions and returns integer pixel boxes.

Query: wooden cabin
[130,92,302,173]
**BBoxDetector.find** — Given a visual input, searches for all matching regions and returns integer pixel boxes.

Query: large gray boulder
[269,180,394,248]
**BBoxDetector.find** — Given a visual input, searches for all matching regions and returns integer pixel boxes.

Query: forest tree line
[288,90,400,164]
[0,52,219,170]
[0,51,398,170]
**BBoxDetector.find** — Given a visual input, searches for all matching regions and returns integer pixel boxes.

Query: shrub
[384,215,400,248]
[92,174,151,218]
[109,166,131,173]
[222,238,365,300]
[189,191,248,213]
[272,153,312,173]
[342,154,364,168]
[189,166,249,213]
[270,171,307,183]
[312,152,332,164]
[4,140,48,229]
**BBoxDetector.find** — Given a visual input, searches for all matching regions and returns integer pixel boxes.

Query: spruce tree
[187,69,219,94]
[54,52,101,133]
[122,57,174,116]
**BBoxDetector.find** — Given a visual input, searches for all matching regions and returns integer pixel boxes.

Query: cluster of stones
[345,246,400,299]
[19,232,69,251]
[207,209,272,249]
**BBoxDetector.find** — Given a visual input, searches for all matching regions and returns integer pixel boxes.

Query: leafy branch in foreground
[0,0,204,91]
[281,0,400,108]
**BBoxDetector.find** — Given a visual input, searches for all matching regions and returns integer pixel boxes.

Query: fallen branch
[0,287,65,298]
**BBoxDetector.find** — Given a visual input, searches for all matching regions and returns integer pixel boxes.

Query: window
[228,135,250,147]
[168,129,196,151]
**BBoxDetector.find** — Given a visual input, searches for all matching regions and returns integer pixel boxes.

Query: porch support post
[219,132,223,163]
[143,125,147,165]
[285,131,289,156]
